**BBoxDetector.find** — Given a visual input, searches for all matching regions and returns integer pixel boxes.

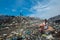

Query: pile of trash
[0,15,60,40]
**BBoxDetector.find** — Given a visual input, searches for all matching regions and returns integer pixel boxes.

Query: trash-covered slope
[0,15,43,37]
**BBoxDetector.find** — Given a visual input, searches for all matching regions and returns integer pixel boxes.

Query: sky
[0,0,60,19]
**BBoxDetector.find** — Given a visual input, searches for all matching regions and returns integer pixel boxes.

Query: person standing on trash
[39,19,48,34]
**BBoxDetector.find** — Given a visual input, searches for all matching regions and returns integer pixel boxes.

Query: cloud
[12,9,16,12]
[29,0,60,19]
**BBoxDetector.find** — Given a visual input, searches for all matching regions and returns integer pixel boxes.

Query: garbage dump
[0,15,60,40]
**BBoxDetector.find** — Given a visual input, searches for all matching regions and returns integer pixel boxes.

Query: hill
[48,15,60,23]
[0,15,43,36]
